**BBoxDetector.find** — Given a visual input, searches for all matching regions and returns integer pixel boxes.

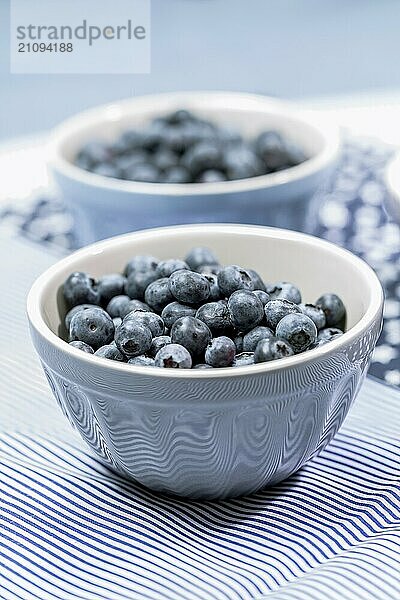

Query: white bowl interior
[37,226,377,339]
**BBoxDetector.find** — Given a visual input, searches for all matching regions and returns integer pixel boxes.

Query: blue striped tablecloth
[1,235,400,600]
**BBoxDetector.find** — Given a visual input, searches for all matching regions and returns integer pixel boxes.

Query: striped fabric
[1,235,400,600]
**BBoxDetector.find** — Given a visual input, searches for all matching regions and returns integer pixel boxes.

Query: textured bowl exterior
[30,317,381,500]
[55,174,327,247]
[56,176,326,247]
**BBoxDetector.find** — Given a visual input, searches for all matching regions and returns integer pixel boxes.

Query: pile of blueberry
[74,109,306,184]
[63,247,346,369]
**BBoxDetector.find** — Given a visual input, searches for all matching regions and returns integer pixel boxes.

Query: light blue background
[1,0,400,139]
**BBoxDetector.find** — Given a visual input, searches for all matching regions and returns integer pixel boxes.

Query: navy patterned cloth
[1,138,398,385]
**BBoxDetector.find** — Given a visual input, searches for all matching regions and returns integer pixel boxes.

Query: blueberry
[218,127,242,146]
[106,295,131,318]
[95,342,125,362]
[171,316,212,358]
[144,278,174,312]
[193,363,213,369]
[264,299,302,330]
[92,163,119,178]
[202,273,221,301]
[69,340,94,354]
[233,352,255,367]
[128,355,155,367]
[174,124,203,154]
[196,301,233,335]
[65,304,97,331]
[69,307,114,350]
[299,303,326,330]
[205,336,236,368]
[311,333,343,349]
[114,320,152,358]
[98,274,127,306]
[217,265,254,297]
[275,313,317,353]
[189,119,218,144]
[156,259,189,278]
[112,136,141,157]
[75,141,113,168]
[255,131,284,155]
[228,290,264,332]
[169,270,210,305]
[316,293,346,328]
[317,327,344,341]
[182,141,222,176]
[165,109,194,125]
[179,120,216,149]
[121,299,153,318]
[196,169,227,183]
[116,149,149,165]
[233,334,244,353]
[196,264,221,275]
[267,282,301,304]
[161,302,197,329]
[255,131,293,171]
[223,145,265,180]
[162,166,192,183]
[243,325,274,352]
[253,290,270,306]
[152,148,179,171]
[149,335,172,357]
[75,152,93,171]
[123,163,160,183]
[63,272,99,308]
[74,151,94,171]
[124,255,159,277]
[125,269,158,300]
[117,151,150,178]
[113,130,144,154]
[254,337,294,362]
[140,122,165,152]
[124,309,164,337]
[113,317,122,329]
[184,247,219,271]
[154,344,192,369]
[247,269,266,292]
[285,142,307,167]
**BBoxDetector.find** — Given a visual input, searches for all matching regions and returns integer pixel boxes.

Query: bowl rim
[27,224,384,379]
[48,90,341,197]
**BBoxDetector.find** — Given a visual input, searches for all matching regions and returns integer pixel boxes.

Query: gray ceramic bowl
[48,92,340,246]
[27,224,383,499]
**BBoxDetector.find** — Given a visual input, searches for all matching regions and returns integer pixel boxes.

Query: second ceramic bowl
[48,92,340,246]
[27,224,383,499]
